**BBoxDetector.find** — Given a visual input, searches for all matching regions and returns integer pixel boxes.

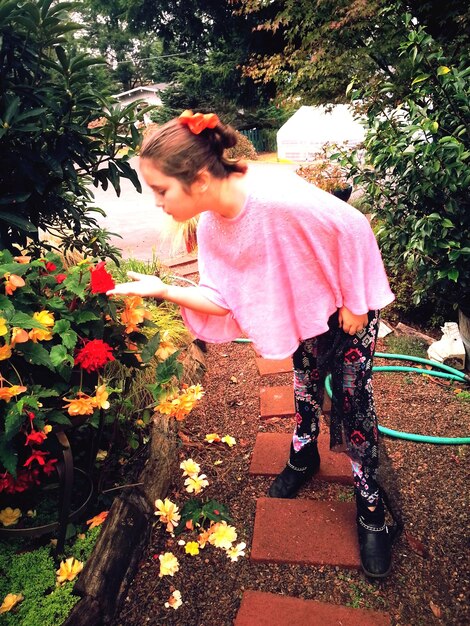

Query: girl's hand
[106,272,168,299]
[338,306,368,335]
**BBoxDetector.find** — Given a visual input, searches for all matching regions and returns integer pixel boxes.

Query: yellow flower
[63,393,96,416]
[93,384,110,410]
[0,318,7,336]
[0,593,24,614]
[208,521,237,550]
[154,498,181,532]
[0,508,21,527]
[33,310,55,327]
[184,541,200,556]
[205,433,221,443]
[187,384,204,400]
[221,435,237,447]
[29,310,55,342]
[180,458,201,478]
[56,557,83,584]
[164,589,182,610]
[158,552,179,577]
[155,331,177,361]
[0,343,12,361]
[226,542,247,562]
[184,474,209,495]
[43,425,52,434]
[0,385,27,403]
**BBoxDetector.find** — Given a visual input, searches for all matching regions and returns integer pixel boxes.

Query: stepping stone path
[236,355,392,625]
[163,252,198,277]
[164,258,390,623]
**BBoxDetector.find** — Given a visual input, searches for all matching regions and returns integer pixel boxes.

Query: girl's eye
[154,187,166,196]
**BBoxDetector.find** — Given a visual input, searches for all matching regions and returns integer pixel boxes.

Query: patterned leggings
[290,310,381,506]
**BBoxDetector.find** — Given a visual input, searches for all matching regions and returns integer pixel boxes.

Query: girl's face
[140,159,203,223]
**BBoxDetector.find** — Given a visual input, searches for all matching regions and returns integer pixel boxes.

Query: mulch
[111,335,469,626]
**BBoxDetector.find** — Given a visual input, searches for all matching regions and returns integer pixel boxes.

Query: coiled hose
[232,338,470,445]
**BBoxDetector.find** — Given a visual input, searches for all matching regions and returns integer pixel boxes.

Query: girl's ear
[192,169,211,194]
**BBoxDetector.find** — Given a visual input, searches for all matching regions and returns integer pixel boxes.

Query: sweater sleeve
[334,211,395,314]
[179,269,243,344]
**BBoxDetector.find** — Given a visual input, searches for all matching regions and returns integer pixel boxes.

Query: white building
[112,83,168,107]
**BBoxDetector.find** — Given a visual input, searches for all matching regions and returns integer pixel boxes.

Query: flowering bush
[0,249,181,501]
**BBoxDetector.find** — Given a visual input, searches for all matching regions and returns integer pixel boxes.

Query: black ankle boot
[356,493,392,578]
[267,443,320,499]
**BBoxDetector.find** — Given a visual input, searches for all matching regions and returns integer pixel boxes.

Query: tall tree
[236,0,470,105]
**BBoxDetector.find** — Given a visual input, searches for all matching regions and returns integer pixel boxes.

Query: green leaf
[0,212,37,232]
[50,344,70,366]
[75,310,100,323]
[9,313,47,330]
[47,410,72,426]
[0,437,18,475]
[18,342,54,370]
[154,351,182,384]
[411,74,430,85]
[140,331,160,364]
[436,66,451,76]
[61,329,78,351]
[448,269,459,282]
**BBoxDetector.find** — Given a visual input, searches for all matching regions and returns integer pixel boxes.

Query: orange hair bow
[179,110,219,135]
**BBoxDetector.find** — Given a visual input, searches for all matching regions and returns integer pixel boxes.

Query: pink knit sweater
[180,167,394,359]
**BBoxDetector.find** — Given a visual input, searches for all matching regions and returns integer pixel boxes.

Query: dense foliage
[343,12,470,310]
[0,0,144,252]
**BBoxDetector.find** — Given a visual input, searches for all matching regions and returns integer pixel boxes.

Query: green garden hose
[232,338,469,444]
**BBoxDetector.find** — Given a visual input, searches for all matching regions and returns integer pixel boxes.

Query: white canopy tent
[277,105,365,162]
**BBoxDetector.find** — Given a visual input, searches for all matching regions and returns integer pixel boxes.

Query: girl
[107,110,396,578]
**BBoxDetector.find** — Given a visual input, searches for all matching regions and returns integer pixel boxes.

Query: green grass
[382,334,429,359]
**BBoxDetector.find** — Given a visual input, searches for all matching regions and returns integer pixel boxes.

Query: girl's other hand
[338,306,368,335]
[106,271,168,299]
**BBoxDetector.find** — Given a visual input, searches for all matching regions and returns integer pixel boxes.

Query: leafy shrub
[345,12,470,311]
[225,131,257,161]
[0,249,183,511]
[0,0,144,252]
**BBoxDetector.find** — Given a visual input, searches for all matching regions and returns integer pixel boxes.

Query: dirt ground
[111,329,469,626]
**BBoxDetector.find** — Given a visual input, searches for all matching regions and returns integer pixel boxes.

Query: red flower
[0,469,40,494]
[90,261,115,294]
[23,450,49,467]
[43,458,58,476]
[45,261,57,272]
[75,339,115,372]
[56,273,67,284]
[24,430,47,446]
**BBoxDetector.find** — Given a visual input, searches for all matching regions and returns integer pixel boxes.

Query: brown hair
[140,116,247,187]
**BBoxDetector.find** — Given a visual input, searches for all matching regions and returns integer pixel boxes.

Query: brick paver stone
[260,385,294,418]
[249,432,353,485]
[251,497,360,568]
[235,591,391,626]
[255,357,293,375]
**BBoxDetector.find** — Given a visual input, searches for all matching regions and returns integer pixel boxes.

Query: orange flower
[93,385,110,410]
[10,327,29,347]
[13,255,31,264]
[3,273,25,296]
[0,344,12,361]
[179,110,219,135]
[120,296,151,334]
[0,385,27,402]
[63,393,96,416]
[86,510,108,528]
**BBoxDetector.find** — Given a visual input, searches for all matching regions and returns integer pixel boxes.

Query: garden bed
[109,334,469,626]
